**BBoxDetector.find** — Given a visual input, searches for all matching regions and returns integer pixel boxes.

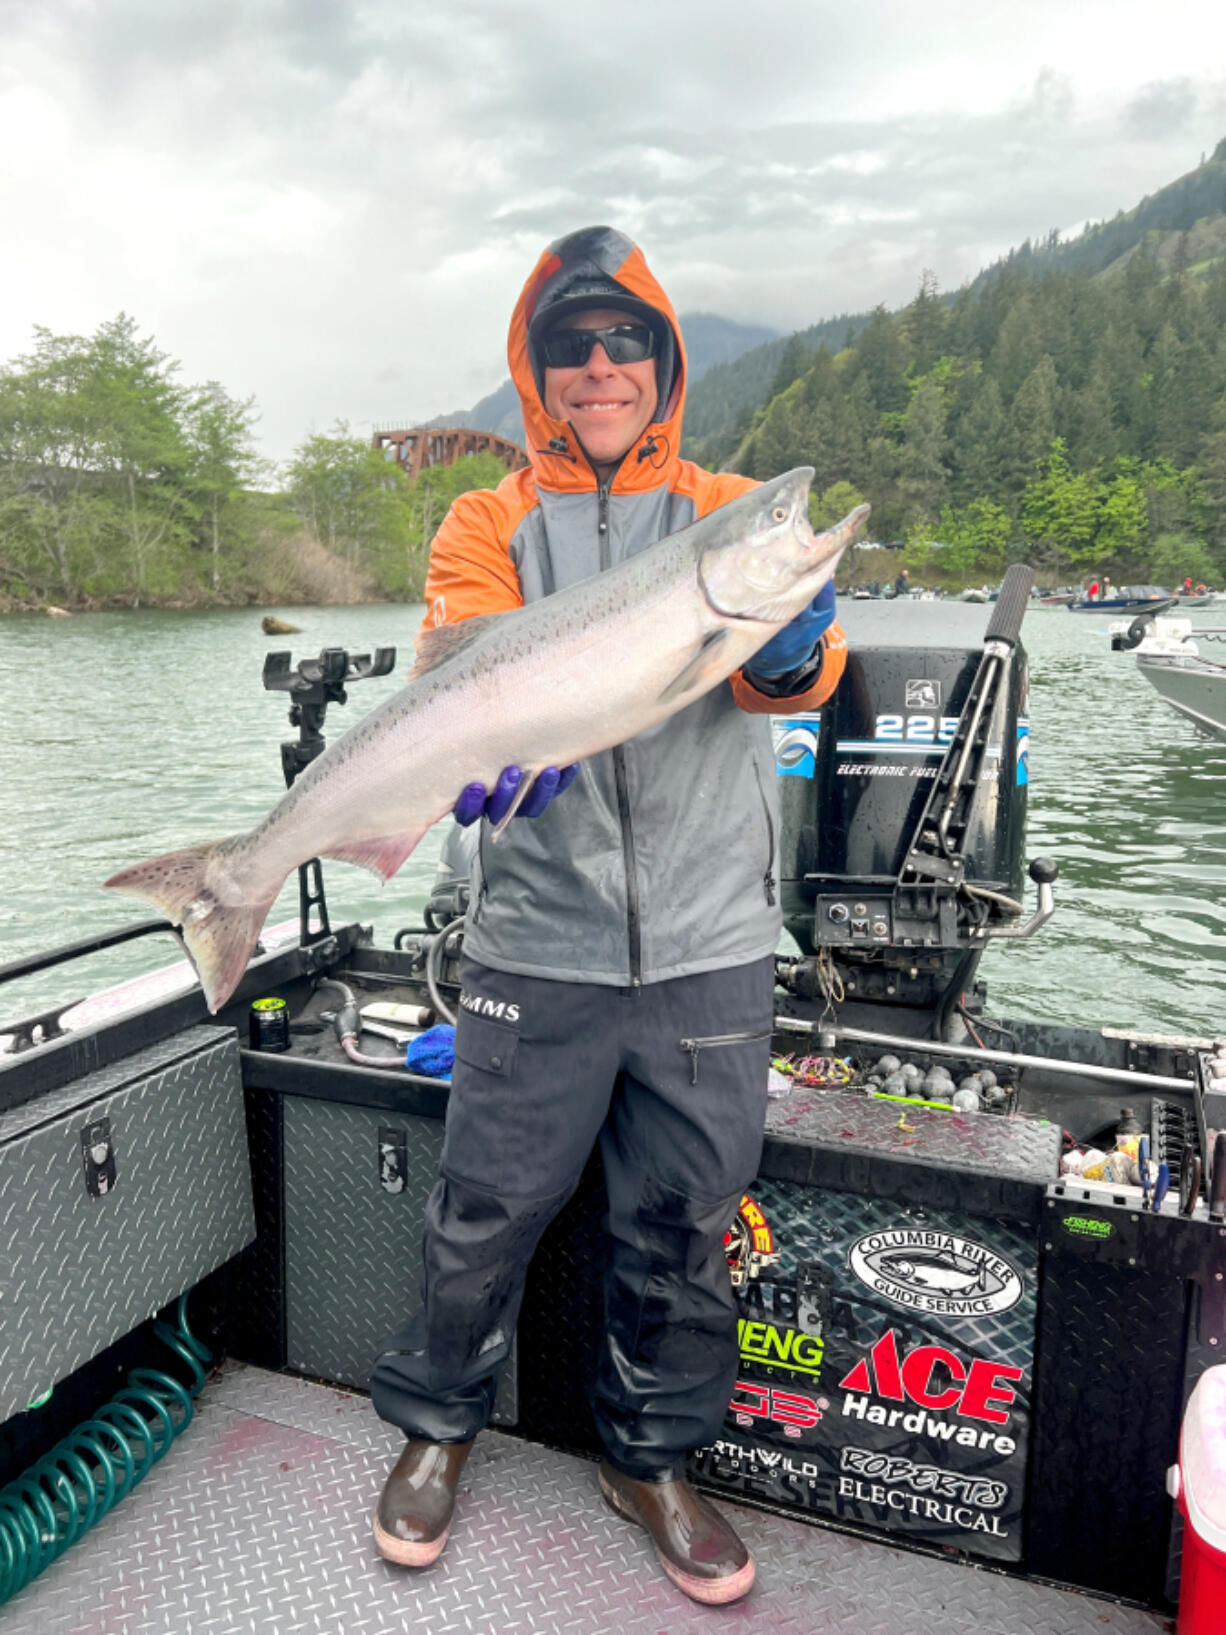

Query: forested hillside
[682,309,875,451]
[721,252,1226,587]
[969,137,1226,287]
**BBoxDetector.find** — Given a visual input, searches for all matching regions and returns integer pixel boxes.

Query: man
[370,226,847,1604]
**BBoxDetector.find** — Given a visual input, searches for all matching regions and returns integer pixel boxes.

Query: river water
[3,598,1226,1037]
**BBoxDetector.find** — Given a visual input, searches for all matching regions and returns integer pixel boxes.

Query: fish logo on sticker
[849,1228,1023,1316]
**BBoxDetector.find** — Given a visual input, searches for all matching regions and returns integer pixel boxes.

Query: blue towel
[406,1024,455,1080]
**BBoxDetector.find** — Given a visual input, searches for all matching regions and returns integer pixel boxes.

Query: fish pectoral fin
[658,629,729,704]
[488,773,535,842]
[319,830,428,881]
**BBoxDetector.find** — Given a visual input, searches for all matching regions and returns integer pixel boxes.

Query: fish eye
[770,504,788,523]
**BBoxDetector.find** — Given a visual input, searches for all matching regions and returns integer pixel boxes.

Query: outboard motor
[775,565,1057,1036]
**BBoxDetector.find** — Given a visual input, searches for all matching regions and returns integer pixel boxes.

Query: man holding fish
[369,227,851,1603]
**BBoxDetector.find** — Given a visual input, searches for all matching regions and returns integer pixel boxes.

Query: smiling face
[541,306,660,474]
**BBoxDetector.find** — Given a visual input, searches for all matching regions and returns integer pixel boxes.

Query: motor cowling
[774,643,1029,1008]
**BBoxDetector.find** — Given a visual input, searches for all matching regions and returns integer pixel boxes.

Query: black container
[248,995,290,1052]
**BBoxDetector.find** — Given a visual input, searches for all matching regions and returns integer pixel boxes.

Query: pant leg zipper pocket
[679,1028,773,1084]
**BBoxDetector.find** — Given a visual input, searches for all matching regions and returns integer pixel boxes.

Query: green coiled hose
[0,1293,211,1606]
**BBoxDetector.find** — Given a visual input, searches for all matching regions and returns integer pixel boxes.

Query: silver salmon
[105,469,867,1011]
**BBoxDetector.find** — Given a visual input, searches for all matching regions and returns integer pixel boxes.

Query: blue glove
[747,580,837,679]
[453,763,580,826]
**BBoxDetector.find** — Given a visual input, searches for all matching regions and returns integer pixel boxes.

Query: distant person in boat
[368,225,848,1605]
[895,567,910,597]
[1087,579,1100,601]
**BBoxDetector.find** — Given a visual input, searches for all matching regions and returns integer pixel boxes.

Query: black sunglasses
[540,323,658,370]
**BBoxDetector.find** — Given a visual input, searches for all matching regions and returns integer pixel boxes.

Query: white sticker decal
[849,1229,1023,1317]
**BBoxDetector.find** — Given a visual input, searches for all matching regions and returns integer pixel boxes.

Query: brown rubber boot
[598,1460,755,1604]
[373,1438,474,1567]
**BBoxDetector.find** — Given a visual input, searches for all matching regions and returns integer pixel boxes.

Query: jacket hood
[509,225,688,494]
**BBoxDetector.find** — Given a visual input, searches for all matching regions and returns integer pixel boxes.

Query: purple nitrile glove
[453,763,579,827]
[746,580,837,679]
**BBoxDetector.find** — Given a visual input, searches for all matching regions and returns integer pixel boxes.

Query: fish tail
[104,837,280,1014]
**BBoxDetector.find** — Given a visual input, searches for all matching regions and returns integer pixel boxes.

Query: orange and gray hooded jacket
[425,226,847,986]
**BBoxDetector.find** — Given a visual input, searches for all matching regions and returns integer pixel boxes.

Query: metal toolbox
[0,1025,255,1422]
[282,1097,445,1389]
[278,1092,518,1423]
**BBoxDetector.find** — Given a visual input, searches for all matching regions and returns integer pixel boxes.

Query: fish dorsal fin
[409,613,501,680]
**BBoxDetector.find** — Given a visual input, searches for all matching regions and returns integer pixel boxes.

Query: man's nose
[581,342,616,375]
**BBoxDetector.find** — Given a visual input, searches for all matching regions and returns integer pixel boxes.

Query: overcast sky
[2,0,1225,463]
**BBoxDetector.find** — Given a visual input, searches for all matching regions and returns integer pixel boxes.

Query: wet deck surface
[10,1362,1172,1635]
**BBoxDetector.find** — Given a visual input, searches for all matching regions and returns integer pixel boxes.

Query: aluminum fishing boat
[1068,584,1177,614]
[1,568,1220,1635]
[1111,613,1226,741]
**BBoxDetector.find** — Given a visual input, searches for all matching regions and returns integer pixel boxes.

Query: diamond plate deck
[765,1086,1061,1183]
[7,1363,1170,1635]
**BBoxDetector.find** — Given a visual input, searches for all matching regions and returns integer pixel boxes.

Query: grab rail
[0,920,175,988]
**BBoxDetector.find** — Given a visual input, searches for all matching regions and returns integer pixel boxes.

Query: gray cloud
[1123,78,1198,140]
[0,1,1224,460]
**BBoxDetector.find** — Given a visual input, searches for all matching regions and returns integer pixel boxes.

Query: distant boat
[1112,613,1226,740]
[1068,585,1177,614]
[1036,590,1076,608]
[959,587,988,603]
[1174,590,1226,607]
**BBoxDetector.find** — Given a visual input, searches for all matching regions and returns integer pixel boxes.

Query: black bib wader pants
[371,954,774,1481]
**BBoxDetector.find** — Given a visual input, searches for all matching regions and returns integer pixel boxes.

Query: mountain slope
[972,136,1226,287]
[682,309,875,451]
[425,140,1226,464]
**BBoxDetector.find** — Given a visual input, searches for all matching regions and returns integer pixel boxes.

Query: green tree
[1097,462,1149,563]
[897,375,949,524]
[1148,532,1215,587]
[849,306,909,416]
[950,376,1007,503]
[1068,364,1118,467]
[989,299,1044,401]
[1022,438,1102,566]
[809,479,866,532]
[184,382,263,592]
[1004,356,1060,493]
[0,315,192,604]
[738,384,809,479]
[903,270,948,374]
[1197,428,1226,549]
[384,452,509,599]
[769,335,810,399]
[284,423,411,575]
[935,496,1012,579]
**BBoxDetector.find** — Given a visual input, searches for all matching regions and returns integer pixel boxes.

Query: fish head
[700,467,870,626]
